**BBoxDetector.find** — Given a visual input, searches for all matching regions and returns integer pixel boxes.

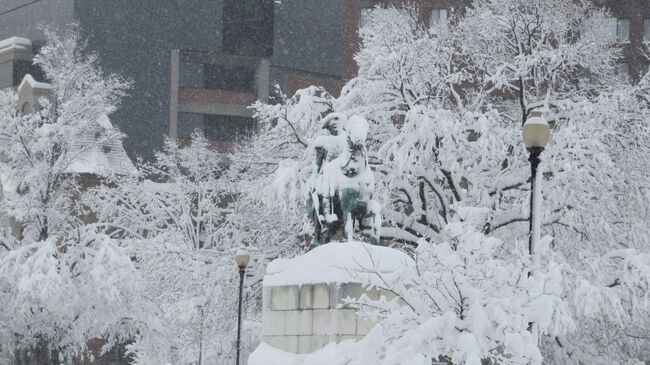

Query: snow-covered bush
[346,224,572,365]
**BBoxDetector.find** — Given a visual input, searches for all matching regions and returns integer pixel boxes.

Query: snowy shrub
[345,223,573,365]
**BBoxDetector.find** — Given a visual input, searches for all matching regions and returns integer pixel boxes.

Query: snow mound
[264,241,414,287]
[248,341,352,365]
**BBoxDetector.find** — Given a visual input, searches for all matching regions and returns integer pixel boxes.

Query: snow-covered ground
[249,340,356,365]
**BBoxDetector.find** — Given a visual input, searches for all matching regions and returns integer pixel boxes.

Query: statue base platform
[250,241,412,361]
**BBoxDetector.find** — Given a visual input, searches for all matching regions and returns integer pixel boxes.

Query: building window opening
[360,7,410,29]
[607,18,630,43]
[430,9,448,29]
[617,19,630,42]
[615,62,629,82]
[179,62,256,93]
[20,102,31,114]
[205,64,256,93]
[204,115,255,141]
[360,8,374,28]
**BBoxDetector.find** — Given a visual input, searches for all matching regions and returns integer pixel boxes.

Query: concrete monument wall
[262,282,400,354]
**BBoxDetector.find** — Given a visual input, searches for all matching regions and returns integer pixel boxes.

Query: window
[615,62,629,81]
[617,19,630,42]
[179,57,256,92]
[430,9,448,29]
[360,8,374,29]
[360,7,409,29]
[606,19,617,42]
[177,113,255,143]
[645,19,650,42]
[20,102,31,114]
[204,115,255,141]
[606,18,630,43]
[205,64,255,92]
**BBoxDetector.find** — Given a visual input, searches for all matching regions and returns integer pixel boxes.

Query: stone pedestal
[254,241,413,358]
[262,282,391,354]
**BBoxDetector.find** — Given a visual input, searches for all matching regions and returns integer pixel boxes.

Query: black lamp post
[235,248,250,365]
[522,110,551,263]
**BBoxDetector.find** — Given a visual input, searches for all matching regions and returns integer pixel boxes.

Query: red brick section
[178,87,258,105]
[601,0,650,83]
[342,0,465,81]
[341,1,647,83]
[285,71,346,96]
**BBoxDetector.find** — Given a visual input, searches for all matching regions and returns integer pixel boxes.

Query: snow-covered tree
[85,133,257,364]
[344,228,572,365]
[0,26,140,362]
[227,3,650,364]
[455,1,650,362]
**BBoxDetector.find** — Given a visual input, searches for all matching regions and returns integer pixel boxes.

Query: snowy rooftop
[18,74,53,92]
[65,115,137,176]
[264,241,414,287]
[0,37,31,54]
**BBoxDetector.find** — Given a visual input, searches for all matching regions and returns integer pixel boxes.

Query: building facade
[0,0,344,159]
[0,0,465,159]
[600,0,650,83]
[1,0,648,160]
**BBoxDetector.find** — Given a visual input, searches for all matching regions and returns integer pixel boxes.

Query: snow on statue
[306,113,381,245]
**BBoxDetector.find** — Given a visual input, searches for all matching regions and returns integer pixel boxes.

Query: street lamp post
[235,248,250,365]
[522,110,551,270]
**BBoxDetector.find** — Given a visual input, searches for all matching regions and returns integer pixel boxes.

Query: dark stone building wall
[0,0,345,160]
[0,0,73,88]
[74,0,224,161]
[269,0,345,96]
[272,0,344,79]
[0,0,226,161]
[0,0,75,41]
